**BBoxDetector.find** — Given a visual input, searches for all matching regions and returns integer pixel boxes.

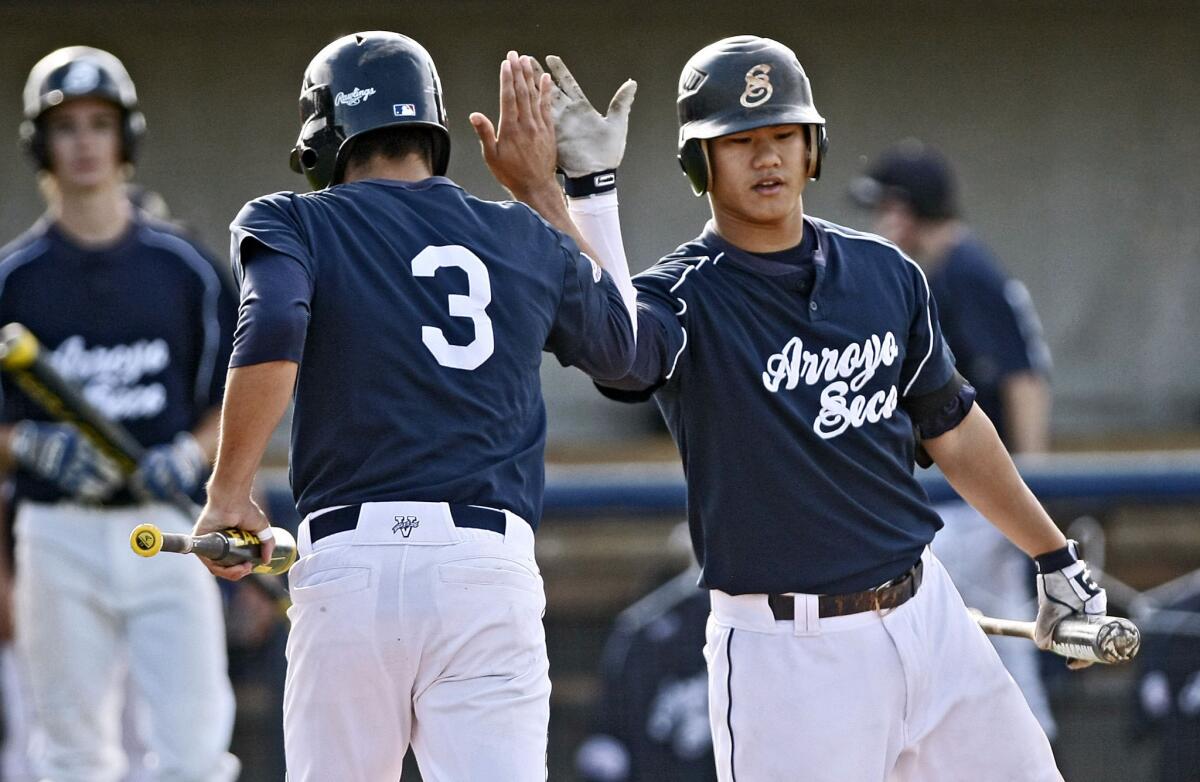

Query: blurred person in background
[576,524,715,782]
[850,138,1057,738]
[0,46,238,781]
[1133,585,1200,781]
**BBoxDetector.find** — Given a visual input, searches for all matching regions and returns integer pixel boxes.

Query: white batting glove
[1035,540,1107,669]
[539,55,637,178]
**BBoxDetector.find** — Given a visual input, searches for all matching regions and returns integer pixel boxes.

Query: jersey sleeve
[594,261,690,402]
[228,194,316,368]
[229,244,313,367]
[544,230,635,381]
[899,259,957,399]
[229,193,315,284]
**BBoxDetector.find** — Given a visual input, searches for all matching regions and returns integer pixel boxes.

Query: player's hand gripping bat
[967,607,1141,665]
[0,322,291,606]
[131,523,297,575]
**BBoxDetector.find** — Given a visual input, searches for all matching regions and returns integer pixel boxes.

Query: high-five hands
[470,51,557,197]
[538,56,636,178]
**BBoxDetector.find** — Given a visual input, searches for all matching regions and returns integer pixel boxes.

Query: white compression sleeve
[567,191,637,338]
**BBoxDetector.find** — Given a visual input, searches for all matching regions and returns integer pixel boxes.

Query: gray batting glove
[1035,539,1107,668]
[539,55,637,178]
[9,420,123,502]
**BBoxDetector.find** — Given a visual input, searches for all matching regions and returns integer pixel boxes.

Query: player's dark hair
[343,126,436,176]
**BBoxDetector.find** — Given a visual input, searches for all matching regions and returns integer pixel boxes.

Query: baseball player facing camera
[0,47,238,780]
[520,36,1108,781]
[195,33,635,780]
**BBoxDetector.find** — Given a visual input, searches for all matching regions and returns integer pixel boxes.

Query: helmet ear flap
[19,119,48,169]
[122,110,146,164]
[807,124,828,180]
[678,138,710,197]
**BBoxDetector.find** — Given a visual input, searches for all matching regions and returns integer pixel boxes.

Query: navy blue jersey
[599,218,957,595]
[577,571,715,782]
[929,235,1050,447]
[230,177,633,524]
[0,215,237,505]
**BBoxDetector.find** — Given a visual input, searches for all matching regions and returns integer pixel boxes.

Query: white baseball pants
[704,548,1061,781]
[13,501,238,782]
[284,501,550,781]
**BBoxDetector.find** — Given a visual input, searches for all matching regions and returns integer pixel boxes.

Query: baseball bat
[967,607,1141,665]
[131,523,297,575]
[0,322,142,473]
[1,322,292,606]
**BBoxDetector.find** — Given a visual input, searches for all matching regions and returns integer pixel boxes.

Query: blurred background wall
[1,0,1197,448]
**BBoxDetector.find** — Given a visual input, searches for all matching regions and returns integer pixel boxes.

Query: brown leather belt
[767,560,924,620]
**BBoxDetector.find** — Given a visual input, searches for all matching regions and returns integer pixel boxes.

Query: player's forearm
[923,404,1066,557]
[567,191,637,336]
[511,180,600,258]
[207,360,297,504]
[511,180,637,336]
[1001,372,1051,454]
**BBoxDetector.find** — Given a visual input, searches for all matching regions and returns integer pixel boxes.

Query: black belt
[308,503,507,544]
[767,560,924,620]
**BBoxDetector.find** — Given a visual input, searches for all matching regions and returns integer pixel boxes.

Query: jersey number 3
[412,245,494,371]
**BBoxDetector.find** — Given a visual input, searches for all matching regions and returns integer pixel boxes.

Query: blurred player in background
[193,34,634,780]
[850,139,1058,738]
[0,46,238,781]
[576,524,715,782]
[522,36,1107,781]
[1134,586,1200,782]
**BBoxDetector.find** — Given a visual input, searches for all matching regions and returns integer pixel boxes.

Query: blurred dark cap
[848,139,959,219]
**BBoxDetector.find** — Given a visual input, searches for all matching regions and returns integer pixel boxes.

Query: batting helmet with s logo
[677,36,827,196]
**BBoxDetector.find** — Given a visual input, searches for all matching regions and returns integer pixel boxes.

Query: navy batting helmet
[19,46,146,171]
[290,31,450,191]
[677,36,827,196]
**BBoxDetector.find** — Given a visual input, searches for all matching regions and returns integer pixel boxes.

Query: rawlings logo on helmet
[334,87,377,107]
[740,64,773,108]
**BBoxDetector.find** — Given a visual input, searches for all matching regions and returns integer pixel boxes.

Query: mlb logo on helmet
[393,103,416,117]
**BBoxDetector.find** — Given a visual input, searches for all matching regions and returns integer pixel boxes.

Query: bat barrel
[1055,616,1142,663]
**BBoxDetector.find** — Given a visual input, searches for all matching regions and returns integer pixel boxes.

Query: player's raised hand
[470,51,557,198]
[538,55,636,178]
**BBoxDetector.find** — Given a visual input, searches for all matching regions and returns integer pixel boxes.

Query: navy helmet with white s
[290,31,450,190]
[20,46,146,171]
[677,35,827,196]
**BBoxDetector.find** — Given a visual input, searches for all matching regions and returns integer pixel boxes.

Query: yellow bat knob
[130,523,164,557]
[0,323,39,370]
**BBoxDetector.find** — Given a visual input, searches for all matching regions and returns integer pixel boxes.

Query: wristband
[1034,540,1079,573]
[563,169,617,198]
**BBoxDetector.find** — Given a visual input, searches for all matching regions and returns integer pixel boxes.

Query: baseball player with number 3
[523,36,1108,781]
[194,32,635,780]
